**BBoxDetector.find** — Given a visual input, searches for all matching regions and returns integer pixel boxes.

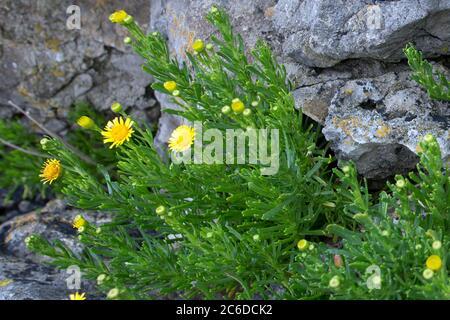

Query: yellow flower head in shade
[39,159,61,184]
[101,117,134,149]
[192,39,205,53]
[72,215,86,230]
[69,292,86,300]
[426,255,442,271]
[109,10,129,23]
[77,116,95,129]
[163,81,177,92]
[168,125,195,152]
[231,98,245,113]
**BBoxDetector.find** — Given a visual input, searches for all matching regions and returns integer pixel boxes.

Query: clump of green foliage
[26,8,448,300]
[404,44,450,101]
[0,119,49,205]
[0,103,116,206]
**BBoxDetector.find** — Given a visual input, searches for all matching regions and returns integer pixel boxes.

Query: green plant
[404,44,450,101]
[0,119,49,204]
[287,134,449,299]
[26,8,448,300]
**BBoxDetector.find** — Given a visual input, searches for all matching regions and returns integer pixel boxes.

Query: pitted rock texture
[151,0,450,179]
[0,0,158,133]
[0,199,108,299]
[274,0,450,68]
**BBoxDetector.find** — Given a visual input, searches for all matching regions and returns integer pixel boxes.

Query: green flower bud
[111,102,123,113]
[221,106,231,114]
[156,205,166,216]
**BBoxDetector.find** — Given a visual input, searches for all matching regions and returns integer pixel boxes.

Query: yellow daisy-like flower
[101,117,134,149]
[72,215,86,230]
[192,39,205,53]
[163,81,177,92]
[69,292,86,300]
[168,125,195,152]
[109,10,129,24]
[39,159,61,184]
[426,255,442,271]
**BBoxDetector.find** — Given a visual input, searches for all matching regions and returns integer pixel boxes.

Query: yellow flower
[73,215,86,230]
[426,255,442,271]
[101,117,134,149]
[109,10,129,24]
[164,81,177,92]
[231,98,245,113]
[77,116,95,129]
[297,239,309,251]
[192,39,205,53]
[168,125,195,152]
[69,292,86,300]
[39,159,61,184]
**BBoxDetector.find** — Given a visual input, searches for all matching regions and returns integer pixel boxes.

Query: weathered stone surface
[323,68,450,179]
[0,200,108,299]
[0,255,71,300]
[0,0,158,133]
[150,0,450,179]
[274,0,450,68]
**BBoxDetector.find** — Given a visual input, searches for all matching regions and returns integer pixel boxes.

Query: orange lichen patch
[4,212,38,244]
[416,144,424,153]
[17,85,31,97]
[34,23,43,34]
[375,125,390,138]
[344,88,353,95]
[167,7,197,59]
[264,6,275,18]
[45,38,61,52]
[51,67,65,78]
[333,116,362,137]
[0,279,13,287]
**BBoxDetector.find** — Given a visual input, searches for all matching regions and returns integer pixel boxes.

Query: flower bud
[111,102,123,113]
[231,98,245,113]
[297,239,309,251]
[123,37,132,45]
[396,179,406,188]
[156,205,166,216]
[107,288,120,299]
[423,268,434,279]
[329,276,340,288]
[243,108,252,117]
[163,81,177,92]
[97,274,107,285]
[77,116,95,130]
[221,106,231,115]
[432,240,442,250]
[192,39,205,53]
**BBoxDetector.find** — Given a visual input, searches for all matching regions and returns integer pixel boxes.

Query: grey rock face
[151,0,450,179]
[0,0,158,133]
[274,0,450,68]
[0,200,108,299]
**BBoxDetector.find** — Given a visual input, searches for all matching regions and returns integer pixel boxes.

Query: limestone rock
[0,0,157,129]
[0,199,108,299]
